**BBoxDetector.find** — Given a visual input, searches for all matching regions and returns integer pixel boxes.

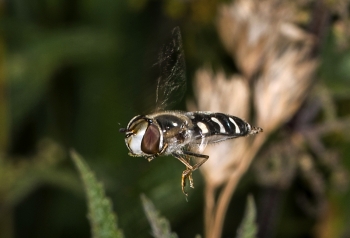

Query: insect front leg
[146,156,155,162]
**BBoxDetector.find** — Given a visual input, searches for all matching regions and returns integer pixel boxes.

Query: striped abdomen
[185,112,262,144]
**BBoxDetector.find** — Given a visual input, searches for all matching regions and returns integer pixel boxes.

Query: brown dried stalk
[188,70,255,237]
[189,68,267,237]
[189,0,318,237]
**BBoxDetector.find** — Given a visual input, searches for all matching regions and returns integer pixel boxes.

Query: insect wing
[155,27,186,111]
[187,136,209,154]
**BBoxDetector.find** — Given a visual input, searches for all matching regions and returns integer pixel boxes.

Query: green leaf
[236,195,258,238]
[71,150,124,238]
[141,194,178,238]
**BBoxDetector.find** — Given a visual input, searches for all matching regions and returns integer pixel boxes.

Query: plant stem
[206,134,266,238]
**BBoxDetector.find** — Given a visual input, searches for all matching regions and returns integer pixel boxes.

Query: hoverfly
[120,27,262,195]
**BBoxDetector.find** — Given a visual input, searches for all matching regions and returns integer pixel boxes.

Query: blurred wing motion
[120,27,263,196]
[155,27,186,111]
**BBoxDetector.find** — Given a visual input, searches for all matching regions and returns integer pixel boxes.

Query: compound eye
[126,120,148,155]
[141,124,160,155]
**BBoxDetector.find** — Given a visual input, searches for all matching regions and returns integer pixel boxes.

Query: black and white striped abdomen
[185,112,262,144]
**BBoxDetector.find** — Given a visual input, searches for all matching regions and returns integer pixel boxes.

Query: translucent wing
[155,27,186,111]
[188,137,209,154]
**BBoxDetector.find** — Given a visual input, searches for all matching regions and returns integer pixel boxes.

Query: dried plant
[218,0,318,133]
[189,0,321,237]
[188,69,265,238]
[188,69,250,188]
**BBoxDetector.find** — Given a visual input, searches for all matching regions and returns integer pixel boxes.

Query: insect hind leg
[172,151,209,196]
[183,151,209,168]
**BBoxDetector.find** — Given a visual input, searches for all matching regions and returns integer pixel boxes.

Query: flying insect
[120,27,262,195]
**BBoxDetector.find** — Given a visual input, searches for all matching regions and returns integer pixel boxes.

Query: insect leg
[183,151,209,171]
[146,156,155,162]
[181,155,194,188]
[172,151,209,195]
[172,152,194,195]
[157,143,168,155]
[182,151,209,189]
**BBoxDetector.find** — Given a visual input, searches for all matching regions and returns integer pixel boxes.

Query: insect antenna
[119,128,127,133]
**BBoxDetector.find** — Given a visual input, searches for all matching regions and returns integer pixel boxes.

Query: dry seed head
[218,0,318,133]
[217,0,316,77]
[254,35,318,132]
[188,68,251,186]
[189,69,249,118]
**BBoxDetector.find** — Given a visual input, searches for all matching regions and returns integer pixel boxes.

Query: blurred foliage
[0,0,349,238]
[0,139,80,208]
[141,194,178,238]
[71,150,123,238]
[236,196,257,238]
[141,194,258,238]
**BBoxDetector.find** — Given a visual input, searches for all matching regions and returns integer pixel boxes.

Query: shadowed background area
[1,0,350,238]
